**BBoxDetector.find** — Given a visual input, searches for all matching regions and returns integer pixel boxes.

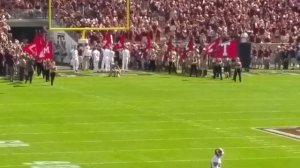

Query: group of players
[69,42,242,82]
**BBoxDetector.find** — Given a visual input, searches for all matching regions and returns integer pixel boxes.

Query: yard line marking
[0,140,29,147]
[27,136,271,144]
[0,117,297,128]
[0,145,299,156]
[0,110,288,119]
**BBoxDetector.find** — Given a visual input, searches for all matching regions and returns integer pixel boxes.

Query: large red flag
[36,41,53,60]
[212,39,238,58]
[203,38,220,54]
[113,34,125,51]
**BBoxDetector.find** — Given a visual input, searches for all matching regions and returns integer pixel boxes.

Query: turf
[0,71,300,168]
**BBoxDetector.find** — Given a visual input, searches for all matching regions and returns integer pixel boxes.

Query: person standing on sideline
[168,49,177,74]
[5,49,15,82]
[71,45,79,72]
[50,61,57,86]
[82,45,92,70]
[25,56,35,84]
[110,49,115,69]
[190,56,198,77]
[92,47,100,72]
[199,55,208,77]
[101,46,111,72]
[210,148,224,168]
[44,59,51,82]
[122,44,130,72]
[233,57,242,82]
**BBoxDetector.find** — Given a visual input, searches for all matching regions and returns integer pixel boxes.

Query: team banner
[212,39,238,58]
[22,33,53,60]
[203,38,238,58]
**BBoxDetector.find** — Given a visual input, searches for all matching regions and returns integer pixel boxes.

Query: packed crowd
[0,0,48,18]
[53,0,127,28]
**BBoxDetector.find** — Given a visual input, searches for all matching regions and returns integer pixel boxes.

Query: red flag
[44,41,53,59]
[187,37,194,51]
[113,34,126,51]
[22,43,37,57]
[36,41,53,60]
[203,38,220,54]
[146,33,151,49]
[212,39,238,58]
[103,32,112,48]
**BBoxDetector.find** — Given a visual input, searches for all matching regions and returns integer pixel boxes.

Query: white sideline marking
[0,140,29,147]
[1,156,300,167]
[24,161,80,168]
[254,128,300,142]
[0,145,298,156]
[263,128,300,141]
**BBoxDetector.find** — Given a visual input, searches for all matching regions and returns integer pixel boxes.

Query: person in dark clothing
[25,57,35,84]
[0,52,4,76]
[50,61,57,86]
[190,56,198,77]
[36,60,43,76]
[223,58,231,78]
[19,55,26,81]
[168,50,177,74]
[4,50,14,82]
[282,48,289,70]
[44,60,51,82]
[213,58,223,80]
[233,58,242,82]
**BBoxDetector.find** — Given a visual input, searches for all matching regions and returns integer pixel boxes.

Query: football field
[0,71,300,168]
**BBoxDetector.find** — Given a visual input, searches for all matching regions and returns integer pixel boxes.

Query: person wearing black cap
[210,148,224,168]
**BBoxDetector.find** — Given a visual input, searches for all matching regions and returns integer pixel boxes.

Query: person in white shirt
[110,49,115,68]
[122,45,130,72]
[82,45,92,70]
[101,47,111,72]
[70,46,79,72]
[211,148,224,168]
[92,48,100,72]
[240,31,249,43]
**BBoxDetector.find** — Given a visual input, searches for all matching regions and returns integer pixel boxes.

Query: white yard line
[0,145,298,157]
[27,136,271,144]
[1,156,300,168]
[0,117,297,128]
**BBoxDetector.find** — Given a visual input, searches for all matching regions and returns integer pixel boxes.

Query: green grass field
[0,71,300,168]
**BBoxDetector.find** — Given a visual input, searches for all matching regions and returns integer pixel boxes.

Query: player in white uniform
[122,45,130,72]
[211,148,224,168]
[101,47,111,72]
[82,45,92,70]
[70,46,79,72]
[92,48,100,72]
[110,49,115,68]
